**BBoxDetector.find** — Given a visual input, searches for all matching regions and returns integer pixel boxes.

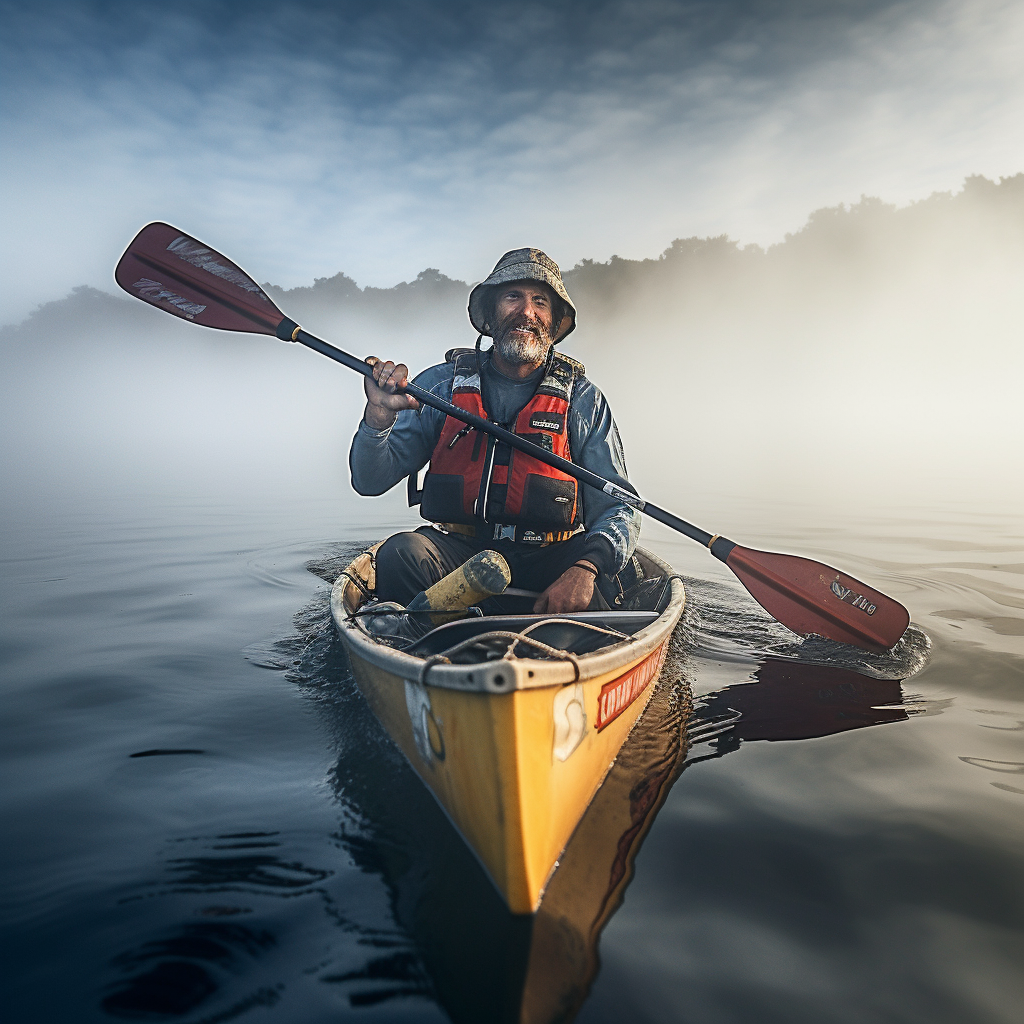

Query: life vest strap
[439,522,583,545]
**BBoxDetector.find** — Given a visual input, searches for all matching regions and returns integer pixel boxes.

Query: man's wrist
[579,535,616,577]
[358,415,395,439]
[363,406,397,431]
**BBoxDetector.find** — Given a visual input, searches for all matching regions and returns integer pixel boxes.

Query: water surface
[2,496,1021,1023]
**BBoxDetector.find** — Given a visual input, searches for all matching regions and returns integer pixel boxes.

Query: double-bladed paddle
[114,222,911,652]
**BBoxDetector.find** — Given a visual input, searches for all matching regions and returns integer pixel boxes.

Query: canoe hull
[335,545,684,914]
[348,641,668,913]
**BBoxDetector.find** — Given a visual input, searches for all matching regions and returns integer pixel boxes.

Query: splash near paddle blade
[114,222,285,335]
[726,546,910,652]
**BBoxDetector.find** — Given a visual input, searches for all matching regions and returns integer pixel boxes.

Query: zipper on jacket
[477,435,498,520]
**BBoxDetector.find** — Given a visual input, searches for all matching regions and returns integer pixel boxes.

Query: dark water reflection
[4,513,1022,1024]
[99,826,337,1020]
[100,541,934,1024]
[318,663,926,1024]
[699,659,914,750]
[95,588,919,1023]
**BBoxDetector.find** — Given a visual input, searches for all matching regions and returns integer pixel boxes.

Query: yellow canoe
[331,543,685,914]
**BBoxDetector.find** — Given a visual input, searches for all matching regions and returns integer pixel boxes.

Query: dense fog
[2,175,1021,533]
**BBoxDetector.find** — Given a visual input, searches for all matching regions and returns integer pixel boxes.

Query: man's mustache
[497,313,546,339]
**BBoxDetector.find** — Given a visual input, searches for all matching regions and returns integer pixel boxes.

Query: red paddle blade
[114,222,285,335]
[725,546,910,652]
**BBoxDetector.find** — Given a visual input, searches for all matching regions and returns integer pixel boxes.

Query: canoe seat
[406,611,658,660]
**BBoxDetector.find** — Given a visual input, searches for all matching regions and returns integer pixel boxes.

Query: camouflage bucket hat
[468,248,577,343]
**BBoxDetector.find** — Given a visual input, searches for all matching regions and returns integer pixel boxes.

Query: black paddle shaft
[113,221,910,652]
[275,317,735,561]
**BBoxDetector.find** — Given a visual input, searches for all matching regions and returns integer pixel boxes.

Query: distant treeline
[5,173,1020,342]
[261,173,1023,329]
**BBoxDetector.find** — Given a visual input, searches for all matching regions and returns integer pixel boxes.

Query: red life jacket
[411,349,585,542]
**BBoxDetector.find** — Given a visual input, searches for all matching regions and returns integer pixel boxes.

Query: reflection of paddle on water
[693,658,911,758]
[323,657,912,1023]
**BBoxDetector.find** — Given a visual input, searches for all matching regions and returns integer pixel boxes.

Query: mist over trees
[6,172,1019,355]
[569,173,1022,315]
[250,172,1023,342]
[3,174,1022,514]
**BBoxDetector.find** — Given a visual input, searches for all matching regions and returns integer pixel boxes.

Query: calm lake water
[2,494,1022,1024]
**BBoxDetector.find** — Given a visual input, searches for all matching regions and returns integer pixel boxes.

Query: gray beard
[493,323,552,367]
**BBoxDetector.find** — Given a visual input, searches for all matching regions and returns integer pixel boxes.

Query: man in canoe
[349,248,640,614]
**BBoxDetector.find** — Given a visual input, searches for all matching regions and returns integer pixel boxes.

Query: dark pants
[375,526,604,609]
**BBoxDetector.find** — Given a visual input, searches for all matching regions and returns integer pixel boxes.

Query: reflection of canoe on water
[335,677,693,1024]
[328,657,913,1022]
[95,614,917,1024]
[330,542,686,914]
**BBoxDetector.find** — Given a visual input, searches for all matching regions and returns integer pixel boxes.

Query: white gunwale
[331,546,684,692]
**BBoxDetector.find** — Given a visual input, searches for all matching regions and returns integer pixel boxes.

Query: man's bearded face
[491,284,557,366]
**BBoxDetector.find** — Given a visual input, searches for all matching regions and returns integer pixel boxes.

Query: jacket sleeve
[569,377,642,576]
[348,363,451,496]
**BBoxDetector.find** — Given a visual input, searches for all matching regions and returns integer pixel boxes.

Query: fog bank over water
[2,175,1021,530]
[572,174,1024,518]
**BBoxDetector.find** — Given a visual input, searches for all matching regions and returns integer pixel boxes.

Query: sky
[2,0,1022,325]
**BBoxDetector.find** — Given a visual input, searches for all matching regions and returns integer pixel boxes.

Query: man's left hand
[533,562,597,614]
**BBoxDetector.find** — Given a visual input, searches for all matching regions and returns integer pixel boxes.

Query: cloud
[1,0,1022,324]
